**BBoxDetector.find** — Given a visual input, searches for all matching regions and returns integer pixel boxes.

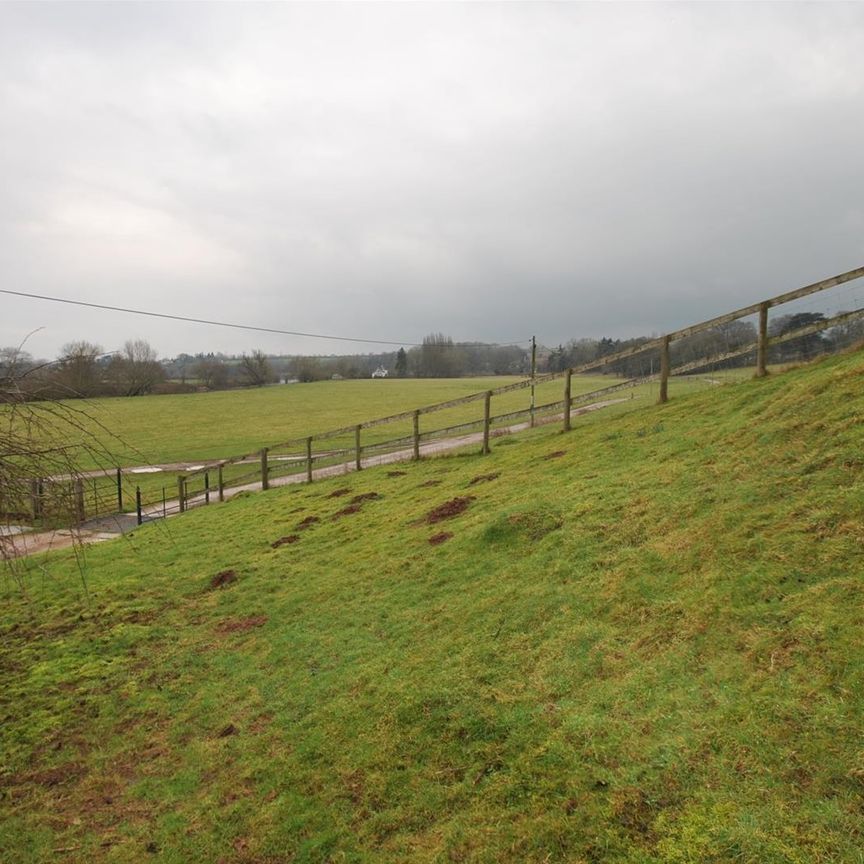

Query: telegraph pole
[530,335,536,428]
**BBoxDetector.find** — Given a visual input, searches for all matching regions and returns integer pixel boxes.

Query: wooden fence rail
[12,266,863,528]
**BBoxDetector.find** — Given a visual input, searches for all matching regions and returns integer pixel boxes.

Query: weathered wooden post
[74,477,85,524]
[177,475,186,513]
[482,391,492,455]
[756,301,769,377]
[136,486,143,526]
[563,368,572,432]
[204,471,210,504]
[659,335,671,404]
[116,467,123,511]
[306,437,313,483]
[413,411,421,461]
[260,448,269,491]
[218,463,225,502]
[355,425,362,471]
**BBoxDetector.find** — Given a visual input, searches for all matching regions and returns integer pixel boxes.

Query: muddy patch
[418,479,441,488]
[328,488,352,498]
[469,472,499,486]
[387,470,407,478]
[333,504,361,518]
[351,492,381,504]
[216,615,268,634]
[217,723,237,738]
[209,569,238,590]
[296,515,320,530]
[271,535,300,548]
[544,450,567,460]
[424,496,475,524]
[428,532,453,546]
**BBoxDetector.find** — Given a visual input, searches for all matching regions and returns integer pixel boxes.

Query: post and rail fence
[7,266,864,528]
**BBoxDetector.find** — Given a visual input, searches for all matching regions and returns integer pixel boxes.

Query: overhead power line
[0,288,529,349]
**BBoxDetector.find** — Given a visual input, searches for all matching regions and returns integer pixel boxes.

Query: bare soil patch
[351,492,381,504]
[209,569,237,590]
[328,488,352,498]
[296,515,320,530]
[424,496,475,524]
[387,471,407,478]
[418,479,441,488]
[428,532,453,545]
[216,615,268,634]
[20,762,87,788]
[544,450,567,460]
[333,504,361,518]
[469,472,500,486]
[271,535,300,548]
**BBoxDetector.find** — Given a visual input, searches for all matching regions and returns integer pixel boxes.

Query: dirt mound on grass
[424,496,475,524]
[296,515,320,530]
[210,569,237,589]
[428,532,453,545]
[351,492,381,504]
[333,504,361,518]
[387,471,407,478]
[418,479,441,488]
[271,535,300,548]
[469,472,499,486]
[544,450,567,460]
[328,488,351,498]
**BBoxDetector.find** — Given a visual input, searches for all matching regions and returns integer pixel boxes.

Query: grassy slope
[2,351,863,863]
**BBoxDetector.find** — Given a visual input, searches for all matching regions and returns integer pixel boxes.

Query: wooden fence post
[355,425,362,471]
[482,391,492,455]
[306,437,313,483]
[261,448,269,491]
[74,477,85,524]
[756,301,769,377]
[218,463,225,502]
[116,467,123,511]
[659,335,671,404]
[563,368,572,432]
[136,486,143,526]
[178,475,186,513]
[204,472,210,504]
[413,411,420,461]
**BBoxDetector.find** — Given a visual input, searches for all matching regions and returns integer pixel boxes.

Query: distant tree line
[3,312,861,400]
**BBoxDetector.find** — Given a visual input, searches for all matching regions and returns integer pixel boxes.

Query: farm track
[4,398,626,559]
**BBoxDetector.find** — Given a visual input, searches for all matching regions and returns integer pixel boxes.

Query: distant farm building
[371,366,389,378]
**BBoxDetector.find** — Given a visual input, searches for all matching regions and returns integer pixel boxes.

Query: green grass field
[4,351,862,862]
[26,373,732,470]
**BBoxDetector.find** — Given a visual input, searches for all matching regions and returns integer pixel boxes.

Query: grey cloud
[1,2,863,359]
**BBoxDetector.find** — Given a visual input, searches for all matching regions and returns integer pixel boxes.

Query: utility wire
[0,288,530,349]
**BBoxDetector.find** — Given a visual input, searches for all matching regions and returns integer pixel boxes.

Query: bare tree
[53,341,103,398]
[239,350,274,387]
[109,339,164,396]
[193,356,229,390]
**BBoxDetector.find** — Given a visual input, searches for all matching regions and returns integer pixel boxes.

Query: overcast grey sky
[1,2,863,359]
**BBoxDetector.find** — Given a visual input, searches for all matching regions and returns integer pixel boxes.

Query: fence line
[10,266,864,527]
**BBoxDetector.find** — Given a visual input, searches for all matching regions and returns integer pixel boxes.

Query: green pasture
[3,349,863,862]
[20,372,742,472]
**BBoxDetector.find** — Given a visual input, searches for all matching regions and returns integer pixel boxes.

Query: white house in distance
[371,365,389,378]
